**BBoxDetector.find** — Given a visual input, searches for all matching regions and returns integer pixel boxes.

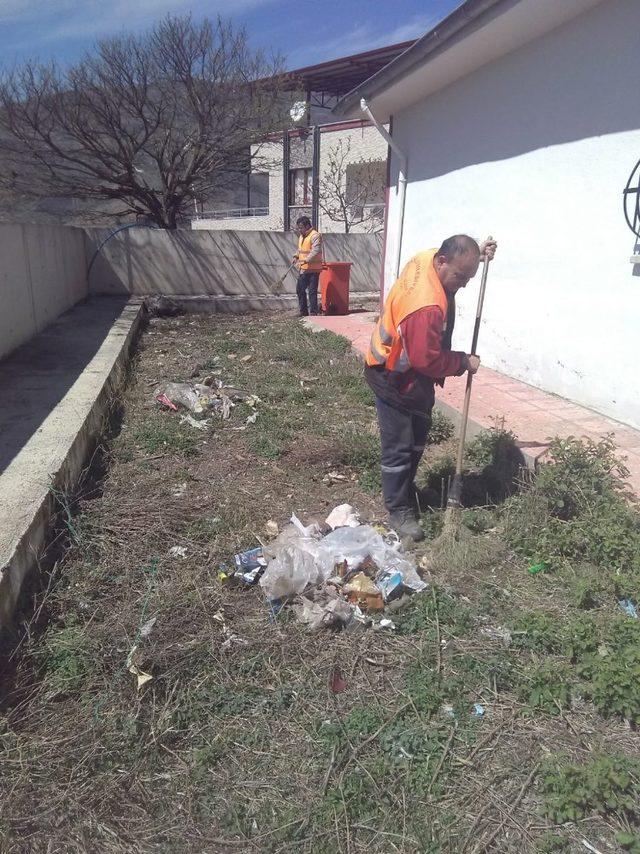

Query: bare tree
[318,138,385,233]
[0,16,289,229]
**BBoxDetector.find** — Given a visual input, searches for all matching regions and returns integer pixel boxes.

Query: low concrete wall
[0,223,88,361]
[85,228,382,299]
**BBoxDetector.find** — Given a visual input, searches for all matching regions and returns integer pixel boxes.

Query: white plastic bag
[259,539,333,601]
[325,504,360,529]
[316,525,427,593]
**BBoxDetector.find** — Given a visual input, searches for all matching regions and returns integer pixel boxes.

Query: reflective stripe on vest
[298,229,323,271]
[365,249,448,373]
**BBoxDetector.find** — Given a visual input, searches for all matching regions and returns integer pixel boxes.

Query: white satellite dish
[289,101,307,123]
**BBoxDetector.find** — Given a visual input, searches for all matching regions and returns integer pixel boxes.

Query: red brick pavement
[306,312,640,497]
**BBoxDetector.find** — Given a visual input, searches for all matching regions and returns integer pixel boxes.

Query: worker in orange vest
[365,234,497,541]
[293,215,324,316]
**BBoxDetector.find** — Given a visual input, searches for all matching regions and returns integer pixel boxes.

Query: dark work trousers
[296,271,320,315]
[375,396,431,512]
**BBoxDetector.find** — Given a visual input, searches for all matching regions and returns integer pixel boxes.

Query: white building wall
[385,0,640,429]
[318,124,388,234]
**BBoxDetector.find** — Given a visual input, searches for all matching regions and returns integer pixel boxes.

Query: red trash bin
[319,262,352,315]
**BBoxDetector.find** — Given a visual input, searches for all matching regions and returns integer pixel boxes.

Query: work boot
[388,508,424,542]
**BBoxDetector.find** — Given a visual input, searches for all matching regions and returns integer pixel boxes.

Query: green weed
[132,415,199,457]
[541,755,640,823]
[428,409,455,445]
[520,661,572,714]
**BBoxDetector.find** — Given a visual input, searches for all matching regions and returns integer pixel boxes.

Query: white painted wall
[0,223,88,361]
[385,0,640,429]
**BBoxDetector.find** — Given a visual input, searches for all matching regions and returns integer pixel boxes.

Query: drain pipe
[360,98,408,288]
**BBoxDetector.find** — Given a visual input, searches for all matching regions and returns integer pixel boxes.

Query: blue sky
[0,0,461,69]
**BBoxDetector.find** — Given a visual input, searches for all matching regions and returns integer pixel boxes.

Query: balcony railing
[194,207,269,220]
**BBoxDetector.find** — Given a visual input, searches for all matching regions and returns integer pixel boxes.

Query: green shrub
[541,755,640,823]
[520,661,572,714]
[585,646,640,723]
[503,435,640,574]
[510,613,562,653]
[427,410,455,445]
[466,425,518,469]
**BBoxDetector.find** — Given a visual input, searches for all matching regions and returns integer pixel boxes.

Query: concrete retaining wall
[85,227,382,299]
[0,223,88,361]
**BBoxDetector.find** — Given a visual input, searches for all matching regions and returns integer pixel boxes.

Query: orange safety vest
[297,229,324,271]
[365,249,449,373]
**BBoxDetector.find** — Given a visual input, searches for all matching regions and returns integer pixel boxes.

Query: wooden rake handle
[453,243,493,478]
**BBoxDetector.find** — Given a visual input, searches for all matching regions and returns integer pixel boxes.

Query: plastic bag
[259,542,325,600]
[316,525,427,593]
[325,504,360,529]
[260,523,426,601]
[293,592,353,631]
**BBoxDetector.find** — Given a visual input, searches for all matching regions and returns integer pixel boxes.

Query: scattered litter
[154,379,255,421]
[268,599,285,622]
[212,608,249,650]
[325,503,359,530]
[265,520,279,538]
[344,572,384,611]
[376,568,404,603]
[126,646,153,689]
[618,598,638,619]
[581,840,604,854]
[129,663,153,689]
[140,617,157,639]
[233,547,267,585]
[221,632,249,650]
[168,545,188,559]
[350,605,372,627]
[245,412,258,425]
[377,618,396,631]
[322,471,347,485]
[155,393,178,411]
[217,564,231,582]
[528,561,551,575]
[329,667,347,694]
[293,590,354,631]
[479,625,512,646]
[172,482,187,498]
[180,414,209,431]
[472,703,485,717]
[240,354,252,362]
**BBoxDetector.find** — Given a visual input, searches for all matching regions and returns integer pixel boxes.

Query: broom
[443,241,493,534]
[271,260,297,295]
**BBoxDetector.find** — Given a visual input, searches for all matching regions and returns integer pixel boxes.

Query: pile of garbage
[222,504,428,631]
[155,378,259,426]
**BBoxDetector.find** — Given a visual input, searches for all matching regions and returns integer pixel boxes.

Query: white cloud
[288,12,439,69]
[0,0,275,45]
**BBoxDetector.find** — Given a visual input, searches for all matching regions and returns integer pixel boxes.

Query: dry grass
[0,313,638,853]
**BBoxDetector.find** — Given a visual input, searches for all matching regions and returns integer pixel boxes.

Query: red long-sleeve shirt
[364,303,466,413]
[400,305,465,378]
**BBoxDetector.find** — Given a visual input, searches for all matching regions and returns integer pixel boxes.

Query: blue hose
[86,221,159,282]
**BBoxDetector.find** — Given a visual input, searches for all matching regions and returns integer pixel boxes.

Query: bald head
[437,234,480,261]
[434,234,481,294]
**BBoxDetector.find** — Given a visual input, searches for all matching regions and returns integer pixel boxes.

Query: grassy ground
[1,312,639,853]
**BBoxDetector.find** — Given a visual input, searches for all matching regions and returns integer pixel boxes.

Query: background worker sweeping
[365,234,498,541]
[293,215,323,316]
